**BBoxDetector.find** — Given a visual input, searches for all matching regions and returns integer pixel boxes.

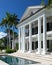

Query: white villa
[18,6,52,54]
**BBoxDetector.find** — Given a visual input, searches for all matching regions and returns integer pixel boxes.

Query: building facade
[18,6,52,54]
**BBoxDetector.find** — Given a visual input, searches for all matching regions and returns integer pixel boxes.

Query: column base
[17,50,20,52]
[42,51,47,55]
[18,49,26,53]
[36,51,41,54]
[18,50,23,53]
[27,51,32,53]
[22,50,26,53]
[17,50,22,53]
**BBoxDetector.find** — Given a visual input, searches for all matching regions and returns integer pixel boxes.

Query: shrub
[5,49,16,53]
[0,46,6,51]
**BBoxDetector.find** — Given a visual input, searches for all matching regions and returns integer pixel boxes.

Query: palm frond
[41,0,45,5]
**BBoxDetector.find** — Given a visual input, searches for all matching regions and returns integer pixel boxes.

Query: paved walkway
[9,51,52,65]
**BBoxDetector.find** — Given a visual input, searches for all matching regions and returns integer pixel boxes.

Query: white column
[21,26,24,52]
[43,14,47,54]
[38,17,41,54]
[23,26,25,52]
[18,27,21,51]
[29,23,32,52]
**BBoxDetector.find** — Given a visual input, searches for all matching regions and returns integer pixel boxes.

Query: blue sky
[0,0,48,32]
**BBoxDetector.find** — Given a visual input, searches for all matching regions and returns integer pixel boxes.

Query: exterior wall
[18,7,52,54]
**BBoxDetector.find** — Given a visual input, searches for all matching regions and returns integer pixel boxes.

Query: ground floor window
[32,41,38,50]
[47,40,52,52]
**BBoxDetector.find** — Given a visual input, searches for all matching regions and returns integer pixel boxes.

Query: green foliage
[0,39,4,44]
[0,46,6,50]
[16,43,19,50]
[48,0,52,6]
[5,49,16,53]
[46,0,52,9]
[41,0,52,8]
[41,0,45,5]
[0,39,6,50]
[7,46,10,50]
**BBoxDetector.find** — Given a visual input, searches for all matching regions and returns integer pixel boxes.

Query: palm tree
[10,14,19,46]
[0,12,19,49]
[6,13,19,48]
[6,12,12,48]
[0,12,12,48]
[48,0,52,6]
[0,18,9,48]
[41,0,45,5]
[41,0,52,7]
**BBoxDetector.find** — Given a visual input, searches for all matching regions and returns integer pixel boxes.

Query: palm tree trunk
[8,27,11,49]
[6,26,9,49]
[13,24,15,49]
[7,34,9,49]
[13,30,14,42]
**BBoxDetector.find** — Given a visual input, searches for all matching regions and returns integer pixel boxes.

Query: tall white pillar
[43,14,47,54]
[23,26,25,52]
[29,23,32,52]
[38,17,41,54]
[18,27,21,50]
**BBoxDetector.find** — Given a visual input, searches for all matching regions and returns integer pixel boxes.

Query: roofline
[18,6,52,24]
[20,5,44,21]
[28,5,44,9]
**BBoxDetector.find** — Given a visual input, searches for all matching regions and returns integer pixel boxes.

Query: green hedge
[5,49,16,53]
[0,46,6,50]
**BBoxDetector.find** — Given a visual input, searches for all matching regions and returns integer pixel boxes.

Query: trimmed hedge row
[5,49,16,53]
